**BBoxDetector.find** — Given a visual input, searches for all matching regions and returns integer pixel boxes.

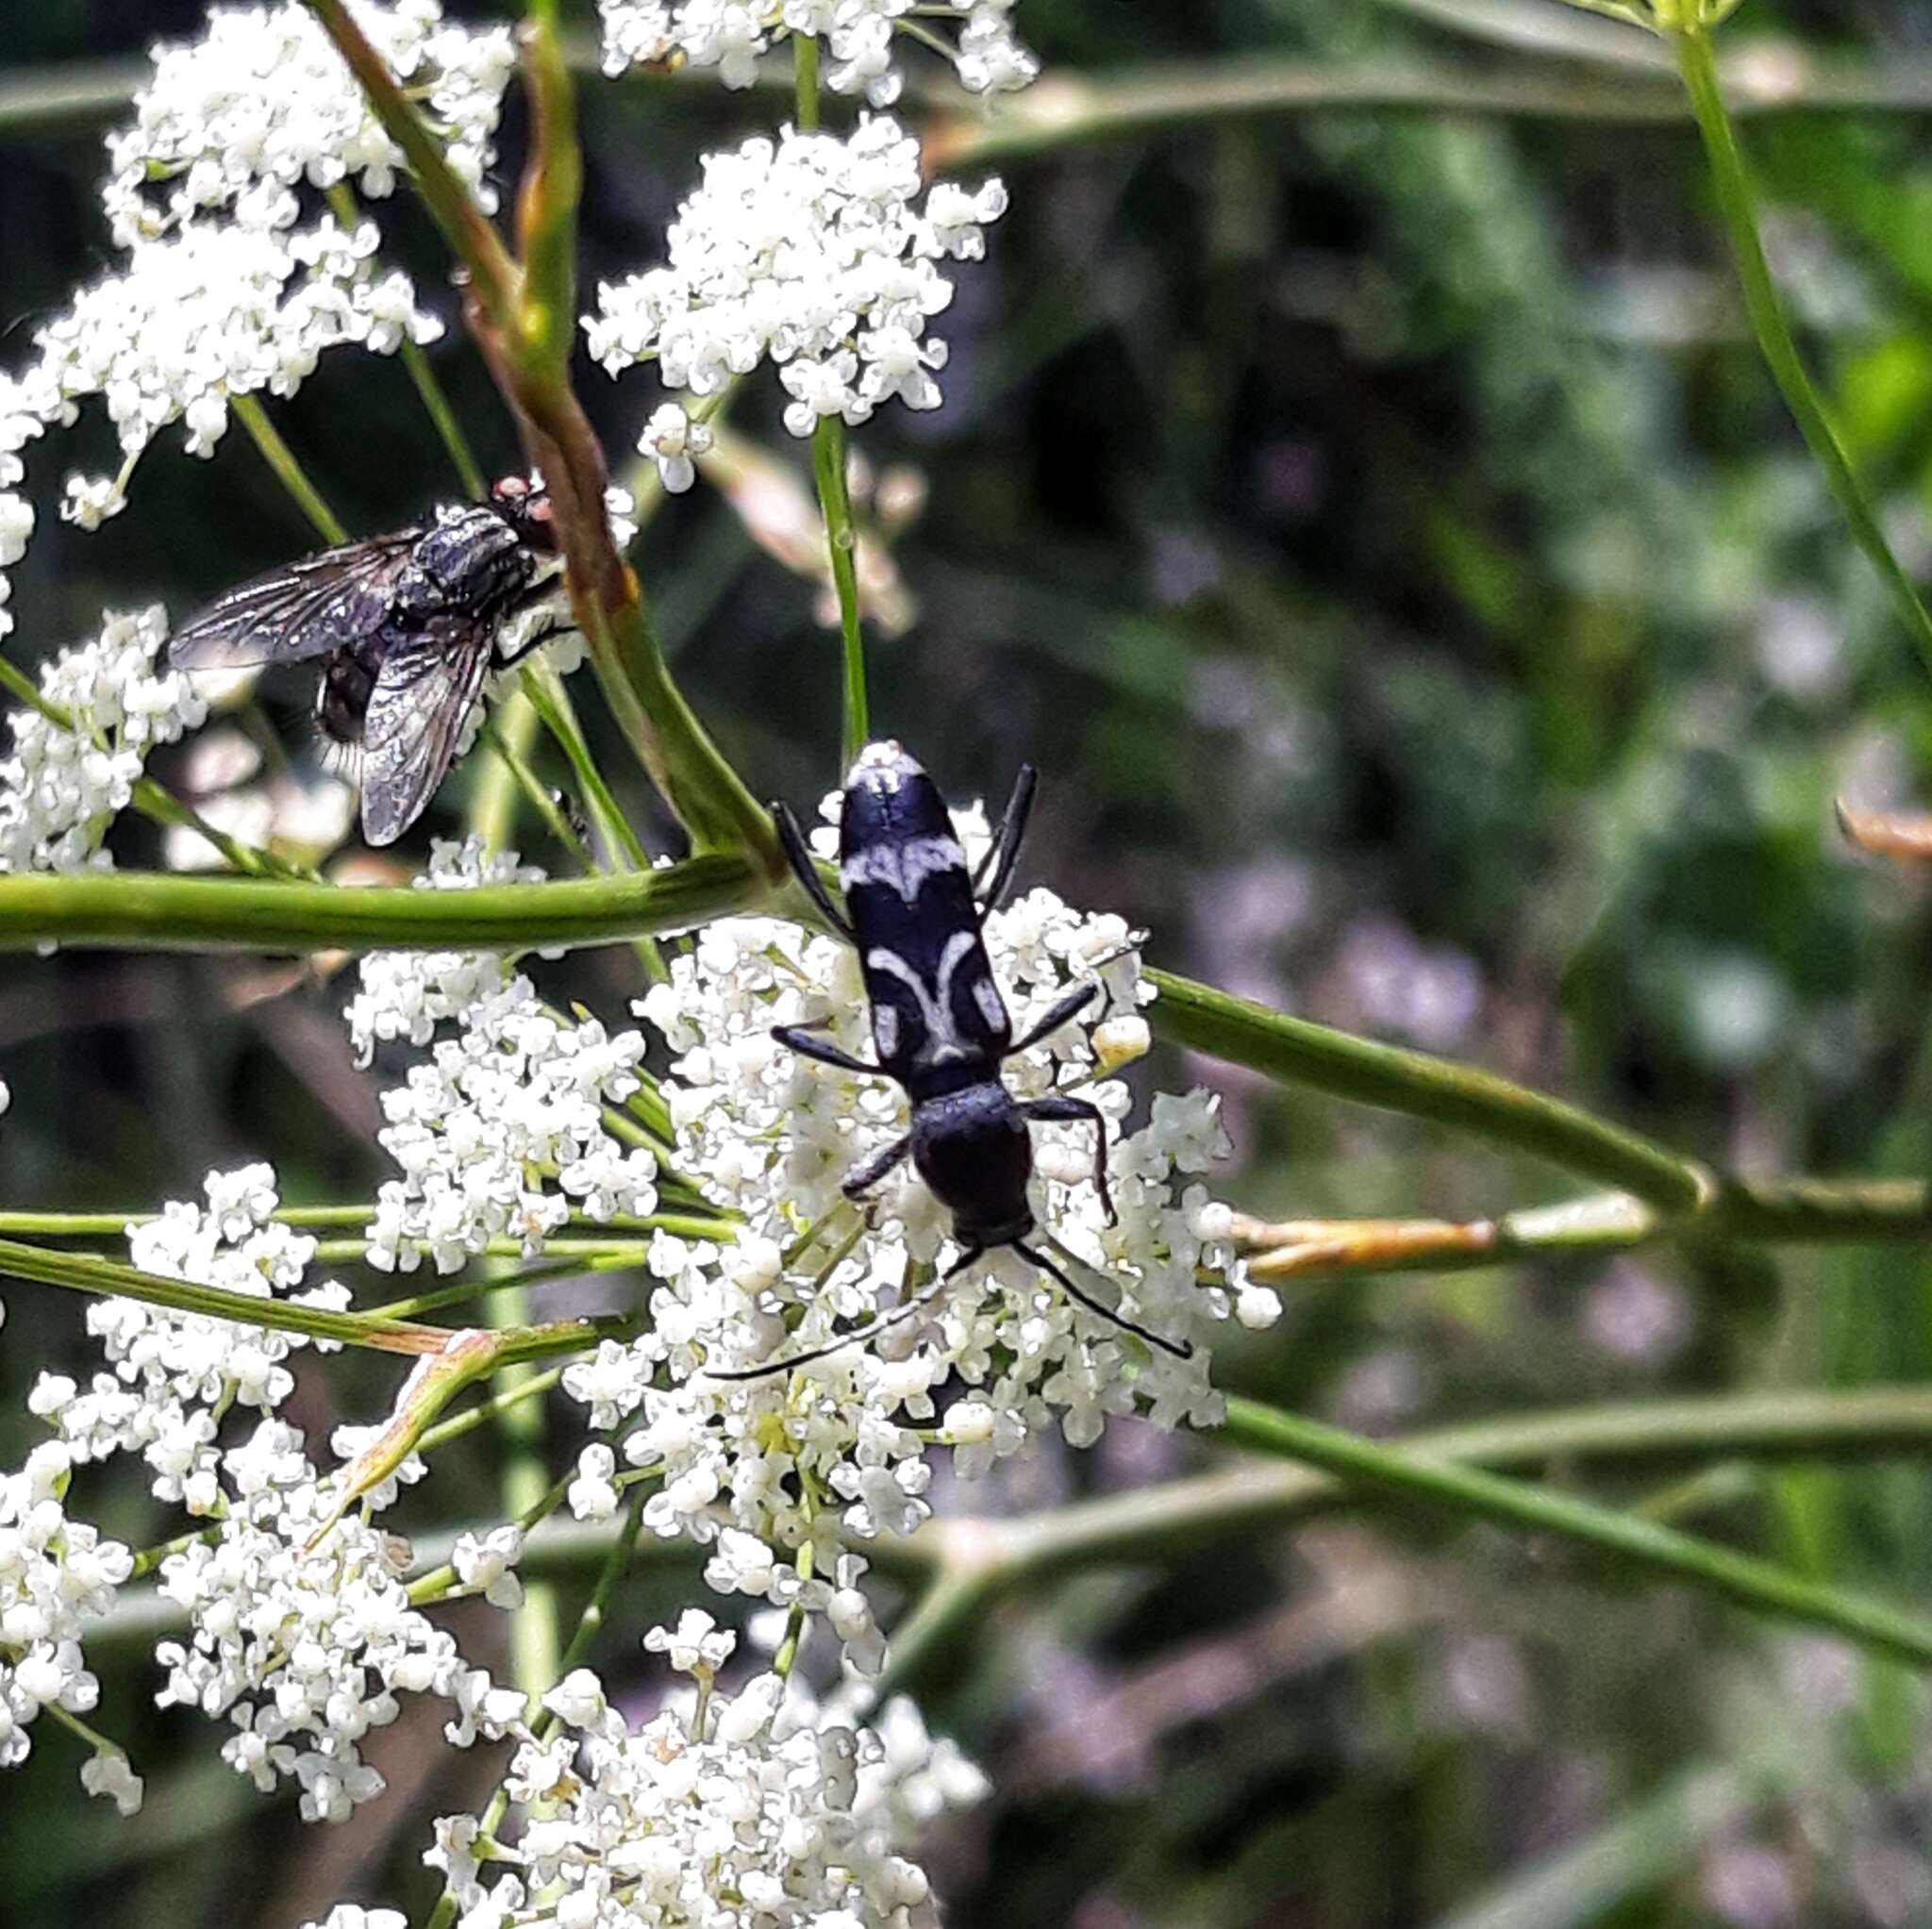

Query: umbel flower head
[424,1615,985,1929]
[585,116,1008,438]
[598,0,1039,106]
[0,607,205,873]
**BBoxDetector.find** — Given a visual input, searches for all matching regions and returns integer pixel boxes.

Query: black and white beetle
[708,740,1191,1379]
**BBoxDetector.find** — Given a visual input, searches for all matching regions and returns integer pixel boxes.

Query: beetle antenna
[697,1248,980,1384]
[1016,1238,1194,1360]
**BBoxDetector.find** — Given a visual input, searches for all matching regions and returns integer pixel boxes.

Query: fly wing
[356,612,497,847]
[168,531,421,671]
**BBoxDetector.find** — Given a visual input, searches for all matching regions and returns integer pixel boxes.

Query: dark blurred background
[8,1,1932,1924]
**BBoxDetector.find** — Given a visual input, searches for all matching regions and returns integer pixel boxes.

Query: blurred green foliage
[8,1,1932,1925]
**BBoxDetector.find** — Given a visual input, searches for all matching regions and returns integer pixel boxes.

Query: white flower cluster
[0,1440,136,1795]
[0,606,206,873]
[553,794,1272,1668]
[1,1,511,535]
[38,217,440,524]
[585,118,1007,439]
[153,1416,525,1822]
[104,0,514,244]
[33,1167,350,1512]
[350,839,661,1274]
[597,0,1038,107]
[432,1613,983,1929]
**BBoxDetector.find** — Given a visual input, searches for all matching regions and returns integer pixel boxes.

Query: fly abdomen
[314,642,380,747]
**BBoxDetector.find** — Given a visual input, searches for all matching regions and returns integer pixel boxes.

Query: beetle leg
[701,1244,980,1383]
[973,763,1038,918]
[842,1132,911,1201]
[773,1024,880,1077]
[1015,1238,1192,1360]
[1022,1091,1114,1224]
[772,799,854,940]
[1008,981,1099,1057]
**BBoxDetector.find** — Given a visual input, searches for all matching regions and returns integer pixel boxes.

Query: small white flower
[638,401,712,494]
[452,1527,525,1610]
[643,1607,736,1675]
[79,1748,144,1816]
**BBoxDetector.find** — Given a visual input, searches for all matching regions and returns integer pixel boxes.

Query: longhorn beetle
[708,740,1191,1380]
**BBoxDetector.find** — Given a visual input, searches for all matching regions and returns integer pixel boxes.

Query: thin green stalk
[0,1205,670,1239]
[491,1262,562,1707]
[519,662,651,870]
[231,394,348,546]
[408,1468,576,1608]
[0,852,764,953]
[0,1236,441,1354]
[1221,1395,1932,1672]
[811,417,869,763]
[1148,968,1711,1210]
[402,340,489,500]
[479,707,591,866]
[416,1366,564,1454]
[882,1381,1932,1693]
[129,778,311,881]
[322,176,489,502]
[468,690,543,856]
[317,1230,703,1268]
[1671,23,1932,681]
[1235,1174,1932,1284]
[794,29,821,128]
[515,661,670,982]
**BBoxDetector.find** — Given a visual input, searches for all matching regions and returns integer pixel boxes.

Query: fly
[168,475,568,847]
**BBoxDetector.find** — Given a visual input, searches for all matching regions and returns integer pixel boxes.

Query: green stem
[129,778,309,881]
[1671,23,1932,681]
[811,418,868,764]
[519,662,651,870]
[0,853,763,953]
[0,1205,674,1238]
[794,29,821,128]
[879,1380,1932,1690]
[323,176,489,503]
[478,705,589,865]
[401,339,489,500]
[416,1366,563,1454]
[1235,1174,1932,1284]
[513,661,669,982]
[1148,968,1710,1210]
[231,394,348,546]
[490,1262,562,1705]
[0,1236,441,1354]
[1220,1395,1932,1672]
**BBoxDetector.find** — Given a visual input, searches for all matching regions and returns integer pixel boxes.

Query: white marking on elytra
[867,930,982,1066]
[841,834,967,903]
[849,740,916,791]
[874,1002,901,1062]
[972,973,1007,1034]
